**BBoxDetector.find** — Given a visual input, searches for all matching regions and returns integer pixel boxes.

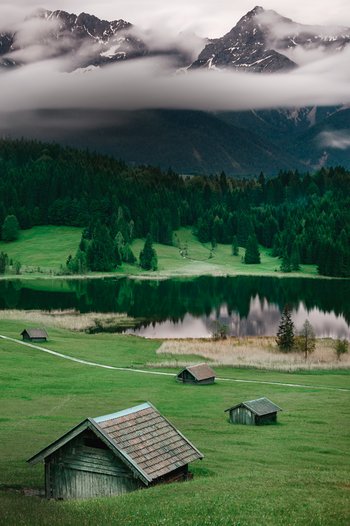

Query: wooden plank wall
[229,407,255,425]
[46,431,143,499]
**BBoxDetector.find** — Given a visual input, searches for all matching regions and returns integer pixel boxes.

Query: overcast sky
[2,0,350,37]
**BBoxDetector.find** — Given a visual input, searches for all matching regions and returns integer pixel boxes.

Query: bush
[334,339,349,360]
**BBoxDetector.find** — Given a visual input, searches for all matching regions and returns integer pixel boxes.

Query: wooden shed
[21,328,48,342]
[225,397,282,425]
[27,402,203,500]
[177,363,215,385]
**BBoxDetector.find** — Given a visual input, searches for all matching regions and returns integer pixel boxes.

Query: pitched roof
[28,402,203,485]
[21,328,48,339]
[225,397,282,416]
[179,363,216,381]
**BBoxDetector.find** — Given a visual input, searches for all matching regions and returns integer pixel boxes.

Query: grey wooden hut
[21,328,48,342]
[225,397,282,425]
[27,402,203,500]
[177,363,215,385]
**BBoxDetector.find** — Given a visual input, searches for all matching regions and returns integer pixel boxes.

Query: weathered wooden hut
[27,402,203,500]
[225,397,282,425]
[177,363,215,385]
[21,328,48,342]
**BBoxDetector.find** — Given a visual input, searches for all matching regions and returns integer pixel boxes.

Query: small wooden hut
[177,363,215,385]
[225,397,282,425]
[21,328,48,342]
[27,402,203,500]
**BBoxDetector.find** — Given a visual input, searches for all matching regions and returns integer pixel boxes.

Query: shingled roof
[225,397,282,416]
[179,363,216,381]
[28,402,203,485]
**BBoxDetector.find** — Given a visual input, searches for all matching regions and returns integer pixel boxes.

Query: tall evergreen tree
[231,235,239,256]
[290,241,301,271]
[87,222,115,271]
[139,233,158,271]
[276,305,295,352]
[280,250,292,272]
[0,252,8,274]
[2,214,20,242]
[244,235,260,264]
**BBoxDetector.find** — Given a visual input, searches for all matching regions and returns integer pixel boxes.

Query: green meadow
[0,226,319,279]
[0,318,349,526]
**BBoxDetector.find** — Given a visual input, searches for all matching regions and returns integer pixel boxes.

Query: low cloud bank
[1,49,350,118]
[318,130,350,149]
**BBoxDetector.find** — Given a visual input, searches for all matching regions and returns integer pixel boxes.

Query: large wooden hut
[225,397,282,425]
[27,402,203,500]
[177,363,215,385]
[21,328,48,342]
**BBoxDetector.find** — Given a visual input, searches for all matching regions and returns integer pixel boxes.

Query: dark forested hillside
[0,138,349,277]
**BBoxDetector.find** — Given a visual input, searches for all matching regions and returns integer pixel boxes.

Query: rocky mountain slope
[190,5,350,72]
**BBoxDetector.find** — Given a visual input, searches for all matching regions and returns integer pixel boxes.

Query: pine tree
[231,235,239,256]
[0,252,8,274]
[2,215,20,242]
[123,243,136,264]
[139,233,158,271]
[244,235,260,264]
[280,250,292,272]
[237,214,254,248]
[87,222,115,271]
[276,305,295,352]
[290,241,301,271]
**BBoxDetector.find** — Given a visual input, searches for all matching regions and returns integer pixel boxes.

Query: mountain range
[0,6,349,175]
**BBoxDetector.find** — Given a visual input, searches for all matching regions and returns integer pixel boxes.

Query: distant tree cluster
[66,220,138,274]
[276,307,316,360]
[0,139,349,277]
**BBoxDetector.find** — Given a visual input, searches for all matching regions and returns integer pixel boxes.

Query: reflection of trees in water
[0,277,349,331]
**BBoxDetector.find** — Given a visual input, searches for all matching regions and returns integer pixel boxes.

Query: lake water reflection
[0,276,349,339]
[129,296,350,339]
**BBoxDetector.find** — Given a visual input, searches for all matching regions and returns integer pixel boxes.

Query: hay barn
[177,363,216,385]
[225,397,282,425]
[27,402,203,500]
[21,328,48,342]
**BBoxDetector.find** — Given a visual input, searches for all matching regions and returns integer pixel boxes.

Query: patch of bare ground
[0,309,138,332]
[154,337,350,371]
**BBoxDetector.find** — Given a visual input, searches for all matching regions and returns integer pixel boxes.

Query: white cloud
[318,130,350,149]
[1,48,350,116]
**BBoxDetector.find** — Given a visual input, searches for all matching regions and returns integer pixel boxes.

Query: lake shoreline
[0,269,347,282]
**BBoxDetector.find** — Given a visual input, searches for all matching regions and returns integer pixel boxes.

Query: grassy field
[0,317,349,525]
[0,225,319,279]
[0,226,81,273]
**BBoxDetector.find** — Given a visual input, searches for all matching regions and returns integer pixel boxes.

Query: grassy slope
[0,227,81,272]
[0,318,349,525]
[0,226,319,279]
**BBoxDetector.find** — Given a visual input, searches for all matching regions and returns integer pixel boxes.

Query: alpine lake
[1,275,349,340]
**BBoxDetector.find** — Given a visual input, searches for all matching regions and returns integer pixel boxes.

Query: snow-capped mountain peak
[189,5,350,72]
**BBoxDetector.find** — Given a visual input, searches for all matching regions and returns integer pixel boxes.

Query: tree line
[0,138,349,276]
